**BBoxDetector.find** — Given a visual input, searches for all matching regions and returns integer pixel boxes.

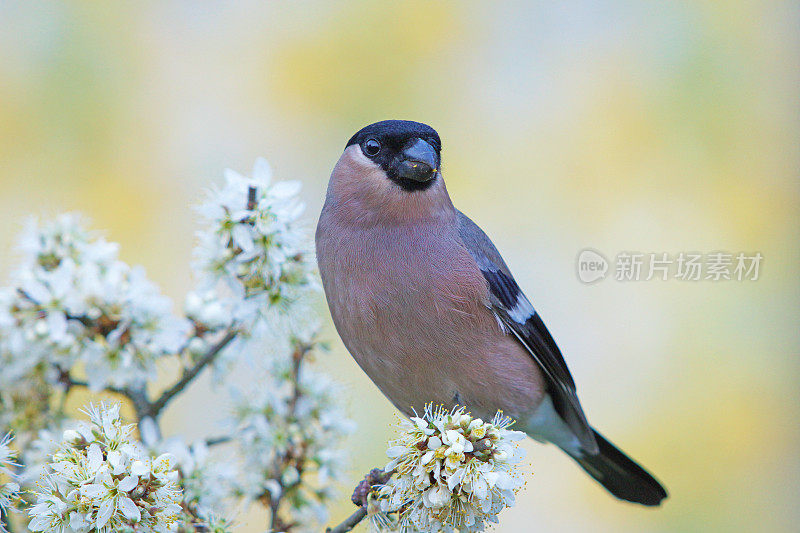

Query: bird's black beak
[396,138,438,183]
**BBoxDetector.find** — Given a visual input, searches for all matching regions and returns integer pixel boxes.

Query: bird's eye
[362,139,381,157]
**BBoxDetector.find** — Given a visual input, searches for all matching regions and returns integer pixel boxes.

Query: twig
[264,341,313,532]
[324,468,392,533]
[61,329,237,422]
[351,469,392,507]
[205,435,232,447]
[127,386,153,422]
[325,507,367,533]
[21,288,237,426]
[266,343,311,531]
[286,341,312,414]
[268,490,285,532]
[63,377,123,395]
[64,376,157,439]
[148,329,237,417]
[246,186,258,210]
[472,437,493,452]
[63,375,148,416]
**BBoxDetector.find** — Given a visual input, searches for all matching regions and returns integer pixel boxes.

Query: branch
[64,375,156,439]
[325,507,367,533]
[268,489,285,532]
[204,435,232,447]
[263,341,313,532]
[148,329,237,417]
[60,328,237,422]
[350,468,391,507]
[324,468,391,533]
[246,186,258,210]
[62,373,147,413]
[63,377,127,398]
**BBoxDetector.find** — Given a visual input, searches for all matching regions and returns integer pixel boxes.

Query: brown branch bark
[147,329,237,417]
[264,341,313,532]
[324,468,392,533]
[325,507,367,533]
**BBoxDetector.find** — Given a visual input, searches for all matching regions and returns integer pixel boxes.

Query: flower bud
[62,429,84,445]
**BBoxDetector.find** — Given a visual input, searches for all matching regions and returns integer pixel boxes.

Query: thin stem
[23,289,237,438]
[63,376,148,418]
[63,378,126,396]
[264,341,312,532]
[62,329,237,421]
[204,435,231,447]
[127,385,152,420]
[269,493,283,532]
[286,342,310,414]
[65,376,159,440]
[246,186,258,210]
[325,468,393,532]
[325,507,367,533]
[148,329,237,417]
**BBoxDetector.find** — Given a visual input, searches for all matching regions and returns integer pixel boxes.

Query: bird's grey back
[455,210,513,275]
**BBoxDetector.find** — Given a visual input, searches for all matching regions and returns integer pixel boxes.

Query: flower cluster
[0,158,360,533]
[155,438,235,524]
[0,214,189,393]
[375,405,526,533]
[231,337,355,528]
[18,421,76,488]
[28,403,183,532]
[0,434,20,533]
[193,158,314,325]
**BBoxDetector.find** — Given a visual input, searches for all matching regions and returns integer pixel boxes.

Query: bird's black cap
[346,120,441,152]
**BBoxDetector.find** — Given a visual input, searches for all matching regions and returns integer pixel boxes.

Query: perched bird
[315,120,667,506]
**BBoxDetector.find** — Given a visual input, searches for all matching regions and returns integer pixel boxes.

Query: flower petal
[119,496,141,522]
[96,498,114,529]
[117,475,138,492]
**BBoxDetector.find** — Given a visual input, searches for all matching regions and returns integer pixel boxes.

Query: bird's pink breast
[316,210,545,420]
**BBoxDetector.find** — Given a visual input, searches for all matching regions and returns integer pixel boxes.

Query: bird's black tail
[568,428,667,506]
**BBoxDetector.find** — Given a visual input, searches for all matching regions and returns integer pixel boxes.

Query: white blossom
[27,403,183,533]
[18,420,79,488]
[1,214,190,392]
[155,437,236,521]
[193,158,315,326]
[375,405,526,533]
[0,159,357,533]
[0,433,20,533]
[184,290,230,331]
[230,338,355,528]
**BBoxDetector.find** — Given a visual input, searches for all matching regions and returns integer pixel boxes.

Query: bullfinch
[315,120,667,506]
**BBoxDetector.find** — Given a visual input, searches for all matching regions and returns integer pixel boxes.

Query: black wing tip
[575,429,668,507]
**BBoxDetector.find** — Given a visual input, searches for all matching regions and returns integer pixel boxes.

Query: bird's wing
[456,210,598,452]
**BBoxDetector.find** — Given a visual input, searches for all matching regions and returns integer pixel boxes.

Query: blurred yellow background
[1,1,798,531]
